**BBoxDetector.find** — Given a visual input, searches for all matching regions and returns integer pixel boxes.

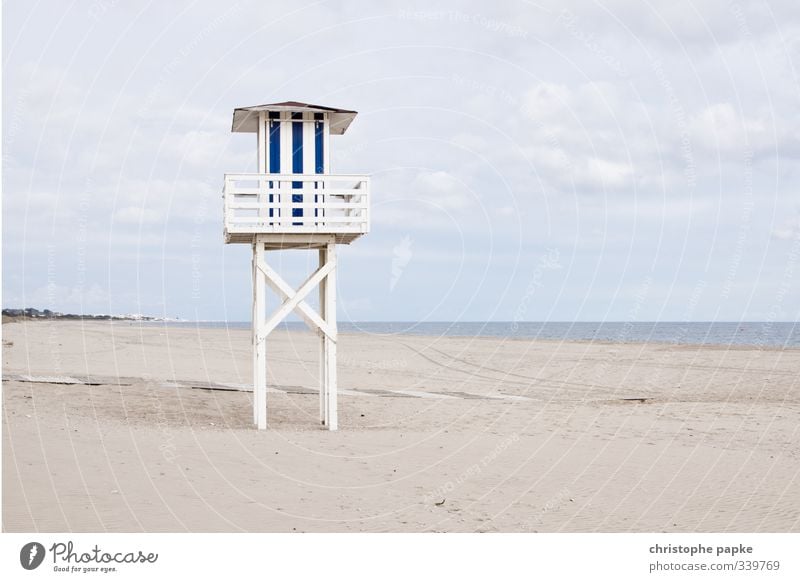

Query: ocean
[141,321,800,348]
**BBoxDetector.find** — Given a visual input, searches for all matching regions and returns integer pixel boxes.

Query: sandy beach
[2,319,799,532]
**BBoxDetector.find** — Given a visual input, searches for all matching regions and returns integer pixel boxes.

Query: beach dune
[3,320,799,532]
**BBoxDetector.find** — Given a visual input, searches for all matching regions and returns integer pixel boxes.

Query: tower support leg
[253,241,267,429]
[322,242,338,430]
[319,247,328,425]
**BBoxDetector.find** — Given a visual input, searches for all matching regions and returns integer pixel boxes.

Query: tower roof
[232,101,358,135]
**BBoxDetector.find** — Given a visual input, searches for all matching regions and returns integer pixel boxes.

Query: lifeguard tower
[223,101,370,430]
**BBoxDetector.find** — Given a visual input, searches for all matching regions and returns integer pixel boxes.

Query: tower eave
[232,101,358,134]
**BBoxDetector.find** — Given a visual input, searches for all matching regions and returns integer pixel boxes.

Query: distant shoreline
[1,308,162,323]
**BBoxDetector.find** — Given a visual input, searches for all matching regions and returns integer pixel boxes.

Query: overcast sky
[3,0,799,322]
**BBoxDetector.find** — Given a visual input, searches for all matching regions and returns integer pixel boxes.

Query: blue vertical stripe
[269,119,280,172]
[292,113,303,224]
[268,117,280,219]
[315,114,324,173]
[315,113,324,219]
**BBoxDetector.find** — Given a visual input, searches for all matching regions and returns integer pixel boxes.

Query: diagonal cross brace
[257,256,337,341]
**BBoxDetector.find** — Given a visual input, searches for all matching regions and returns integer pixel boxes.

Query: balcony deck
[223,173,370,246]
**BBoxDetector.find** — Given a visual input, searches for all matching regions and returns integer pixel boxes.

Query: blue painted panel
[315,117,324,218]
[315,117,324,173]
[269,120,280,173]
[268,120,281,219]
[292,115,303,223]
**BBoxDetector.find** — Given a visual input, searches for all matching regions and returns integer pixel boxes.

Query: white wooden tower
[223,101,370,430]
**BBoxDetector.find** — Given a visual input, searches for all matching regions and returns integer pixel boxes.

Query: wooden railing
[223,173,370,239]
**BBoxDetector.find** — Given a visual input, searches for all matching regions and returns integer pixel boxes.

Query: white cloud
[772,213,800,241]
[557,0,800,47]
[411,170,472,210]
[690,103,762,154]
[582,157,633,189]
[114,206,163,225]
[522,83,572,119]
[688,102,800,160]
[9,283,110,312]
[450,132,488,152]
[163,130,230,168]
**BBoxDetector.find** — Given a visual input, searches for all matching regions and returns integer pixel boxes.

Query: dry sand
[2,320,799,532]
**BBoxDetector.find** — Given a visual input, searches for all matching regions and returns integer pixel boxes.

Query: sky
[3,0,799,322]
